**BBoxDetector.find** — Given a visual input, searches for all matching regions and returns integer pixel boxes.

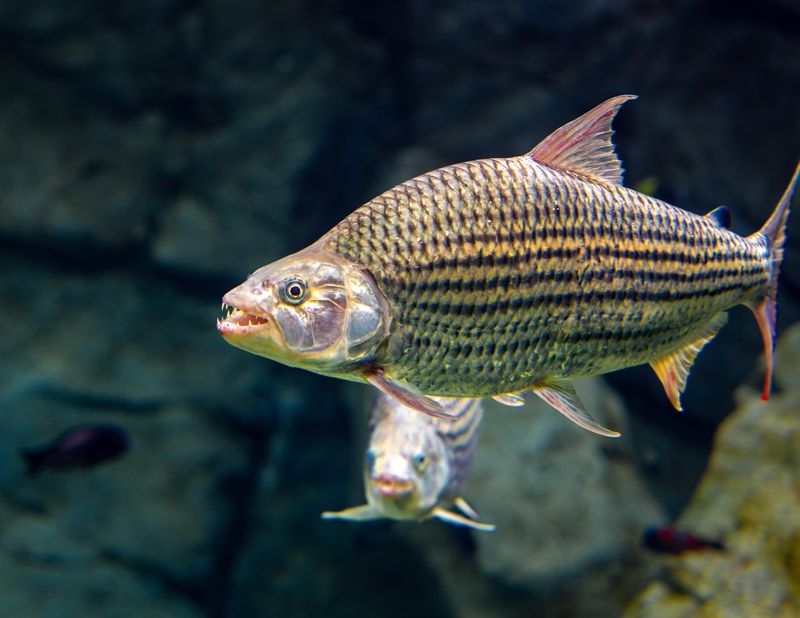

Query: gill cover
[272,257,386,361]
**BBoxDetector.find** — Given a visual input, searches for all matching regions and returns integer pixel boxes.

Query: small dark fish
[21,424,131,476]
[642,525,724,554]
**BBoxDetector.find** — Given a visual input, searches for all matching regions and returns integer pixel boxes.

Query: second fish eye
[280,278,308,304]
[412,453,428,470]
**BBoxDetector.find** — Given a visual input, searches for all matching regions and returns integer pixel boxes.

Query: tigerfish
[322,394,493,531]
[218,95,798,436]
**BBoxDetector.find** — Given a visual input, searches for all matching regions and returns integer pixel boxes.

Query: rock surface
[471,382,663,588]
[624,322,800,618]
[421,380,665,618]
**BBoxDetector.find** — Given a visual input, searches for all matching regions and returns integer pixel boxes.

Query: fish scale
[323,155,770,396]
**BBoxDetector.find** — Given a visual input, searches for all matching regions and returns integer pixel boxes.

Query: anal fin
[365,370,451,420]
[531,380,620,437]
[649,312,728,411]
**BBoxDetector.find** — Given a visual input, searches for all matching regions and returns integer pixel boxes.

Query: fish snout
[218,285,274,336]
[372,473,415,498]
[221,286,264,315]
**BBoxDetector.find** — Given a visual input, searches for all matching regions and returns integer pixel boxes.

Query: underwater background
[1,0,799,616]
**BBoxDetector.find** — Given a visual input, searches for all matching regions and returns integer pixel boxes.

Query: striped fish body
[323,156,769,396]
[219,96,796,434]
[322,395,493,530]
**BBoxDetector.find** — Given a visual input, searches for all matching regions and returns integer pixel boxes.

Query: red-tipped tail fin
[751,160,800,400]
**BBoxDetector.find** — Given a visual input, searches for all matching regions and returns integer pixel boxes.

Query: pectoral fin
[365,370,451,420]
[649,313,728,411]
[433,507,496,532]
[531,380,621,437]
[492,392,526,407]
[321,504,381,522]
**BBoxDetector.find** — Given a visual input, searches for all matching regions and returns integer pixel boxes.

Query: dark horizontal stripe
[394,263,764,296]
[441,414,481,441]
[407,279,758,317]
[396,240,753,279]
[446,422,480,445]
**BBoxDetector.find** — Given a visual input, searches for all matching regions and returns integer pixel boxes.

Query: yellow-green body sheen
[322,157,770,396]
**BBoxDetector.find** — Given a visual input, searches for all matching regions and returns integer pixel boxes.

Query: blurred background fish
[323,394,493,531]
[21,424,131,476]
[642,524,724,554]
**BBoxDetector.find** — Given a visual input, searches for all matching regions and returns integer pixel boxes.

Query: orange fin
[751,160,799,400]
[526,94,636,185]
[752,301,775,401]
[649,313,728,411]
[491,392,526,407]
[365,370,451,420]
[531,380,621,438]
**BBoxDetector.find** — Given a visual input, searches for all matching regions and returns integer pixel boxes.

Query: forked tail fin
[751,160,800,400]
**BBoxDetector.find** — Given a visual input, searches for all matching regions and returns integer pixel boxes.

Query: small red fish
[642,525,724,554]
[21,424,131,476]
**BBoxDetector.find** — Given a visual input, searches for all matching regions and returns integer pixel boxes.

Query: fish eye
[279,278,308,305]
[411,452,428,470]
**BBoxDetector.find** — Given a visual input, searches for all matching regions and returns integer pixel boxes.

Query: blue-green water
[0,1,798,616]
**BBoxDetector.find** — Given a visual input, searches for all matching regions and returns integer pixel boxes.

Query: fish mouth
[216,302,272,336]
[373,475,414,498]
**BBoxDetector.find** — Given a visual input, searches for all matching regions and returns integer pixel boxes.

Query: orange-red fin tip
[749,161,797,402]
[526,94,637,186]
[649,313,728,413]
[751,299,775,402]
[365,371,452,420]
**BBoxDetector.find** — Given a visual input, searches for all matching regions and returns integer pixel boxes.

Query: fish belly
[326,157,770,397]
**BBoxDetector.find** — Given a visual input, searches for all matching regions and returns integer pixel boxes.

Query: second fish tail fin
[750,160,800,401]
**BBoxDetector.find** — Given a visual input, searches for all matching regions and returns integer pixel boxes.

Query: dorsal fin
[705,206,732,229]
[526,95,636,186]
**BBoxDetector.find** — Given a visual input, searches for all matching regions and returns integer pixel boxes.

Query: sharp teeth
[219,303,235,320]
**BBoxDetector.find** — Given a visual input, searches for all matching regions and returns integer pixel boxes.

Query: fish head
[218,246,389,373]
[363,413,450,519]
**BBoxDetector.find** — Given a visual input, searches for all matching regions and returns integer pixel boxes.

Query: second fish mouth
[373,476,414,497]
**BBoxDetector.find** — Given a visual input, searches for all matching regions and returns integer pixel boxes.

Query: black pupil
[288,283,303,298]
